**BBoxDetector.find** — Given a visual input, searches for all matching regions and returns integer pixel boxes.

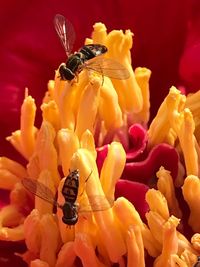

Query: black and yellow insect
[22,169,113,226]
[54,14,130,81]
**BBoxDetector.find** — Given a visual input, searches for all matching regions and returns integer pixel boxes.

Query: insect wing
[78,195,114,213]
[85,57,130,80]
[54,14,76,56]
[22,178,59,207]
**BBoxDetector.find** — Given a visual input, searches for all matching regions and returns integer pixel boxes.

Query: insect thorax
[66,53,84,72]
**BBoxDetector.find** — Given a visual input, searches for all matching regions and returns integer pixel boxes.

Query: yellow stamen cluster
[145,187,198,266]
[182,175,200,232]
[148,86,199,177]
[148,86,200,237]
[0,157,28,241]
[186,90,200,142]
[156,167,182,219]
[1,22,200,267]
[0,22,151,266]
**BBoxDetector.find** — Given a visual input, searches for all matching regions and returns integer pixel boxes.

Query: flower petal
[126,124,148,161]
[123,143,179,184]
[115,180,149,220]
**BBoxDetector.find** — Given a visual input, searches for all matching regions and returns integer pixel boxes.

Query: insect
[194,256,200,267]
[54,14,130,81]
[22,169,113,226]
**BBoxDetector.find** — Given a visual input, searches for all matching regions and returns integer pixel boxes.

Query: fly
[22,169,113,226]
[54,14,130,81]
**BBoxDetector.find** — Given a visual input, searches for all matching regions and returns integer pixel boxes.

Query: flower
[1,1,200,266]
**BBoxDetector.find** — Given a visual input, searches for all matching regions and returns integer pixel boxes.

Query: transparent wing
[54,14,76,56]
[84,57,130,80]
[22,178,60,208]
[78,195,114,213]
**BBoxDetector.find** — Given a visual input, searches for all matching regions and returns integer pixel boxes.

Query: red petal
[115,180,149,220]
[96,145,109,174]
[126,124,148,161]
[179,1,200,91]
[123,143,179,184]
[0,241,27,267]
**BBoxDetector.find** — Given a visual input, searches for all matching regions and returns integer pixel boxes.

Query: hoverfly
[54,14,130,81]
[194,256,200,267]
[22,169,113,226]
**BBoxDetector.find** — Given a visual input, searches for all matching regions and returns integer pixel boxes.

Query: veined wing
[22,178,60,208]
[54,14,76,56]
[78,195,114,213]
[84,57,130,80]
